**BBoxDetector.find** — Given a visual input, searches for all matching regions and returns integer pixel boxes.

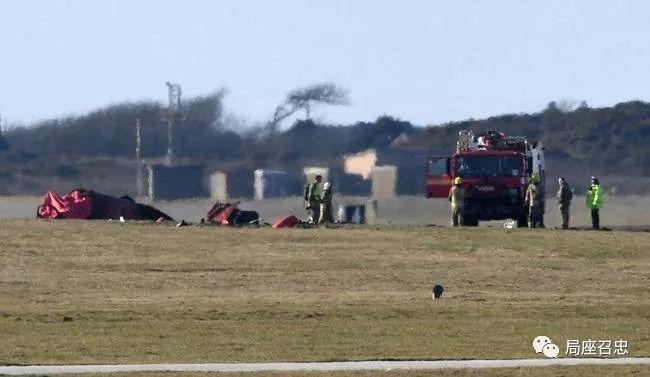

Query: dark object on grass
[432,284,444,300]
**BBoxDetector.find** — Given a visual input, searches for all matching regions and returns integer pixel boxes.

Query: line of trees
[2,85,650,194]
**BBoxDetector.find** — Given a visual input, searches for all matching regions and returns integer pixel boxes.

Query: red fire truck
[426,130,545,226]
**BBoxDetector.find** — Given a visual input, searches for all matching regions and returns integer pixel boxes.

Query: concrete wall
[209,171,228,202]
[371,165,397,200]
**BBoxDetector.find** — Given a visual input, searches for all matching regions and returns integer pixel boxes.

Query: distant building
[148,165,205,201]
[340,148,430,195]
[254,169,300,200]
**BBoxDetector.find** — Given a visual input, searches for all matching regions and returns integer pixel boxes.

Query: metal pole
[136,119,142,160]
[136,119,144,197]
[164,81,182,167]
[166,118,173,166]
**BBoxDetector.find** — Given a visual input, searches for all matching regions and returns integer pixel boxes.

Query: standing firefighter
[556,177,573,229]
[525,174,543,228]
[304,175,323,224]
[319,182,334,224]
[448,177,465,226]
[586,176,603,230]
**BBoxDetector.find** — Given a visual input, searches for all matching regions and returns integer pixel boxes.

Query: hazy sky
[1,0,650,128]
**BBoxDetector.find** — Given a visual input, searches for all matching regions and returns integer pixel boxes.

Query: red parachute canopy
[37,190,93,219]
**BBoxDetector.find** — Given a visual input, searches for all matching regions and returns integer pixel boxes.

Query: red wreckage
[37,189,173,221]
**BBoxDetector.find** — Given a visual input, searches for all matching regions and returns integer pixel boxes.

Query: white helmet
[323,182,331,190]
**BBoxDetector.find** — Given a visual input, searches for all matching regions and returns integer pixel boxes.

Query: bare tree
[286,83,349,120]
[267,82,350,137]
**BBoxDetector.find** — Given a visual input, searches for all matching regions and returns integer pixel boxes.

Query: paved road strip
[1,358,650,375]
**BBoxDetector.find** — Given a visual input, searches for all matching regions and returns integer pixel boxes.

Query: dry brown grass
[0,220,649,366]
[4,195,650,229]
[50,365,650,377]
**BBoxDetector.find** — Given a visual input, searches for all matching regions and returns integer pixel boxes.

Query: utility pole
[135,118,145,197]
[164,81,182,167]
[136,118,142,160]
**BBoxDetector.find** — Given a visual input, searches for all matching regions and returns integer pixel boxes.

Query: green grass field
[0,220,649,374]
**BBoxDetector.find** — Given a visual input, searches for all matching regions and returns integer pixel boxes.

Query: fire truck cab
[426,130,545,226]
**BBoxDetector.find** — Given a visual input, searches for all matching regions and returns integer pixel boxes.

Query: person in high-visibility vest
[304,175,323,224]
[586,176,603,230]
[448,177,465,226]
